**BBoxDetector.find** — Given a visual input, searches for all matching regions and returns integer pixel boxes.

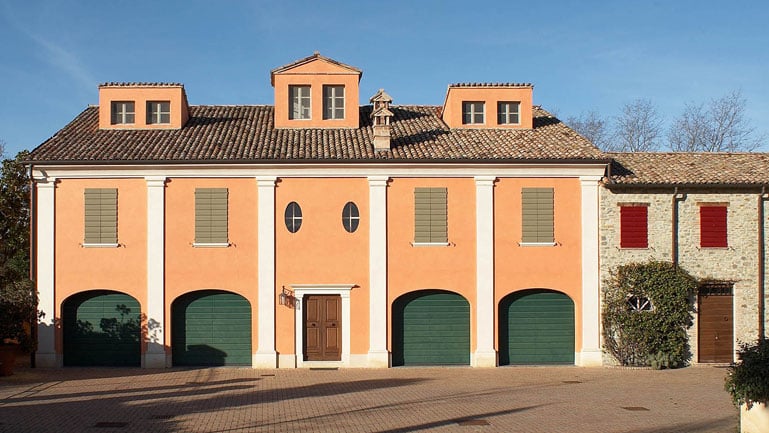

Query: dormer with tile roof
[441,83,533,129]
[271,52,362,129]
[98,83,189,130]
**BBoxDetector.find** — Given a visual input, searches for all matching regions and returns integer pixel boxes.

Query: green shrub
[725,339,769,408]
[602,261,697,368]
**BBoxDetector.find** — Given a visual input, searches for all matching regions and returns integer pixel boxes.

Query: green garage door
[392,291,470,366]
[499,290,574,365]
[172,291,251,366]
[63,291,141,366]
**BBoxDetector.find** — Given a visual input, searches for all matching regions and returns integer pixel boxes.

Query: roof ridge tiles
[449,82,533,88]
[99,82,184,87]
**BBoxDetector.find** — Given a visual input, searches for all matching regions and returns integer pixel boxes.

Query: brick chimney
[370,89,394,151]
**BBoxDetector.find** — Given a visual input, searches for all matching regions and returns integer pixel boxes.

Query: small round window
[342,202,360,233]
[284,202,302,233]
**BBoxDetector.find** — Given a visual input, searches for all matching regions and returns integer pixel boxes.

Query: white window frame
[111,101,135,125]
[498,101,520,125]
[323,85,345,120]
[289,85,311,120]
[146,101,171,124]
[462,101,485,125]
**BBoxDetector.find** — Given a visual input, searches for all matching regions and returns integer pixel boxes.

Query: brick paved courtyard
[0,365,736,432]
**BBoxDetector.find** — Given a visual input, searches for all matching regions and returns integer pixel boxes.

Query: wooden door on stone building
[697,282,734,363]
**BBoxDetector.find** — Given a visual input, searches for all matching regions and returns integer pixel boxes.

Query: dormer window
[289,85,311,120]
[323,85,345,120]
[99,83,188,130]
[442,83,532,129]
[498,101,520,125]
[146,101,171,124]
[462,102,484,124]
[111,101,135,125]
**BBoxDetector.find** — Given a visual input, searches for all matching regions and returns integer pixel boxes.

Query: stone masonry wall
[600,186,768,364]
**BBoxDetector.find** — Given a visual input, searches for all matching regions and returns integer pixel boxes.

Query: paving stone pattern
[0,366,736,433]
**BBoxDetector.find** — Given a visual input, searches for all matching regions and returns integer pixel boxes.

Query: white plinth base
[253,352,278,369]
[473,350,498,367]
[742,403,769,433]
[35,353,61,368]
[142,353,169,368]
[576,350,603,366]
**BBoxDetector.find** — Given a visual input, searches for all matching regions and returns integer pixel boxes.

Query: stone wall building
[601,152,769,363]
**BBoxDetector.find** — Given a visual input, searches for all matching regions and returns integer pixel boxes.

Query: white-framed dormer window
[146,101,171,124]
[498,101,520,125]
[289,85,311,120]
[323,85,345,120]
[462,101,484,124]
[111,101,135,125]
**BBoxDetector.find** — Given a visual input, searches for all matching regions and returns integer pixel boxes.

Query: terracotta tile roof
[99,82,184,87]
[28,105,604,163]
[449,82,533,88]
[608,152,769,186]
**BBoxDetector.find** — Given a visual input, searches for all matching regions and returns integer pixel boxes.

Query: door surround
[292,284,354,367]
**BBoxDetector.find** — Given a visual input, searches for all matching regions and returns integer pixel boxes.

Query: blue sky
[1,0,768,157]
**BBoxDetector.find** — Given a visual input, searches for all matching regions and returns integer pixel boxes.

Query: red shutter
[620,206,648,248]
[700,206,727,247]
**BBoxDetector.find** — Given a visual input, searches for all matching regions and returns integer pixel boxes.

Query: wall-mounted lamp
[279,287,295,308]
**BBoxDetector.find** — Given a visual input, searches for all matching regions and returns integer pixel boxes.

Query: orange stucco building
[29,53,608,369]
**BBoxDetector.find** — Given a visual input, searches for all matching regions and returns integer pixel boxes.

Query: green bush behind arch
[602,260,697,368]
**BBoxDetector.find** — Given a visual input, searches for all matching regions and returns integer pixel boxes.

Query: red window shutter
[700,206,727,247]
[620,206,648,248]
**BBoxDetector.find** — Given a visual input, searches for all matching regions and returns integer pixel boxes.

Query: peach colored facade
[31,53,606,369]
[53,178,148,354]
[164,178,260,353]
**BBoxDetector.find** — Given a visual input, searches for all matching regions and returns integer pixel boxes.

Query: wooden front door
[698,283,733,363]
[304,295,342,361]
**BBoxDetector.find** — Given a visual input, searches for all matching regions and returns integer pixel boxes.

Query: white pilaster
[579,176,602,366]
[367,176,389,367]
[35,178,59,367]
[144,176,168,368]
[474,176,497,367]
[254,176,278,368]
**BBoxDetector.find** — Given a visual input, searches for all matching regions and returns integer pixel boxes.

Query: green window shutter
[414,187,448,243]
[195,188,228,243]
[521,187,554,243]
[84,188,117,244]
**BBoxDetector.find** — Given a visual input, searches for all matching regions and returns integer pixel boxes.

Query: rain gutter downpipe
[27,163,37,368]
[672,187,686,268]
[759,186,767,340]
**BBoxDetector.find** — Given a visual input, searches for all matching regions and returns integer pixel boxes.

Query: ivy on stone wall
[602,261,697,368]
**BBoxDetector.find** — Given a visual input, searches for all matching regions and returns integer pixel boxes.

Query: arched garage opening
[62,290,141,366]
[499,289,575,365]
[171,290,252,366]
[392,290,470,366]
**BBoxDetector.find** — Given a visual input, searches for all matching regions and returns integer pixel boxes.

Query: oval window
[284,202,302,233]
[342,202,360,233]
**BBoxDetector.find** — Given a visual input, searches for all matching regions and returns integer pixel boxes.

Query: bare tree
[0,139,5,159]
[566,111,611,150]
[668,90,762,152]
[612,99,663,152]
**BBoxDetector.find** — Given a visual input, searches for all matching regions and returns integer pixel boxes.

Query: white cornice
[32,162,607,180]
